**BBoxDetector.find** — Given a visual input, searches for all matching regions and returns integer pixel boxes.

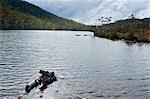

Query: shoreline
[1,29,149,43]
[0,29,94,33]
[94,33,150,43]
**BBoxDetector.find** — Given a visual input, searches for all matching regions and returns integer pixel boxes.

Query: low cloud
[25,0,150,24]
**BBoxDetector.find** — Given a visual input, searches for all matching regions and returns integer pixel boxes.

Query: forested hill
[0,0,149,43]
[95,18,150,42]
[0,0,90,30]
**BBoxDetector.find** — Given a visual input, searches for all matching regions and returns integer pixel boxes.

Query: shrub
[125,32,134,40]
[107,32,118,40]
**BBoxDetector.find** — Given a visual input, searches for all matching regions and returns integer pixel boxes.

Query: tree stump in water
[25,70,57,93]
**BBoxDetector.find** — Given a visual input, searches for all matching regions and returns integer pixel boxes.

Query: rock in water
[25,70,57,93]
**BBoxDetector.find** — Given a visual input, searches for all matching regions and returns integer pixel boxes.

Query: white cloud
[25,0,150,24]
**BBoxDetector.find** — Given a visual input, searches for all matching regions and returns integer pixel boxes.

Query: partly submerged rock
[25,70,57,93]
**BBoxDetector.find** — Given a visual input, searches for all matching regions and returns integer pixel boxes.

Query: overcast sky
[25,0,150,24]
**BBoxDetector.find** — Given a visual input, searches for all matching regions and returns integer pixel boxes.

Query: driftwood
[25,70,57,93]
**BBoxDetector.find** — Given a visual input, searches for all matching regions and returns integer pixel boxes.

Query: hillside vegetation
[0,0,149,43]
[0,6,56,29]
[0,0,89,30]
[95,18,150,42]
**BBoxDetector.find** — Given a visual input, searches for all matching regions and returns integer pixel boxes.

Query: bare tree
[129,13,136,19]
[96,17,112,26]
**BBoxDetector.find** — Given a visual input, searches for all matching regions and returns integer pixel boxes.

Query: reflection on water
[0,30,150,99]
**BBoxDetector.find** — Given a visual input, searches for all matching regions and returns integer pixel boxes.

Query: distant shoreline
[0,29,150,43]
[0,29,94,33]
[94,18,150,43]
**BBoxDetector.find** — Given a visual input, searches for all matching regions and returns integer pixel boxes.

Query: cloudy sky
[25,0,150,24]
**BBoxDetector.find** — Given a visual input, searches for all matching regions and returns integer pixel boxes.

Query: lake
[0,30,150,99]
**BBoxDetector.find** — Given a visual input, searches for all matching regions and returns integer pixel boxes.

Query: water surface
[0,30,150,99]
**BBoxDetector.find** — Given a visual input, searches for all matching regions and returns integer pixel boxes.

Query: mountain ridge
[0,0,90,30]
[0,0,149,42]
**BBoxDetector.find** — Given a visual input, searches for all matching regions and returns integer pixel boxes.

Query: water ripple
[0,30,150,99]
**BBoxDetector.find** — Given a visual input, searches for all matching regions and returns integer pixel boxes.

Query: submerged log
[25,70,57,93]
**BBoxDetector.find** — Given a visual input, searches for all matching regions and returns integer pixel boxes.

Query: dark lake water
[0,30,150,99]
